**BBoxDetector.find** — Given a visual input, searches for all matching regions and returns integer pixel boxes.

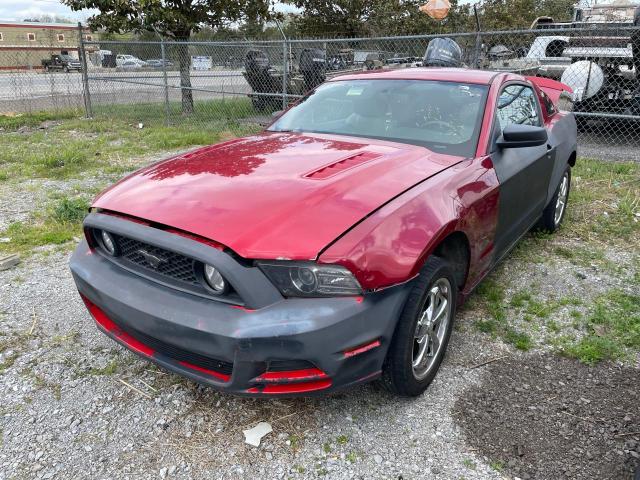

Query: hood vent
[304,151,381,180]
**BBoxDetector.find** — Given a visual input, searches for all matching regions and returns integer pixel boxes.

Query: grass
[565,159,640,247]
[466,158,639,361]
[561,290,640,364]
[0,100,263,254]
[0,98,261,182]
[0,195,89,256]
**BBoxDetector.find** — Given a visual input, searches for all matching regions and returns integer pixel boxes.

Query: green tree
[478,0,574,30]
[63,0,271,114]
[284,0,475,37]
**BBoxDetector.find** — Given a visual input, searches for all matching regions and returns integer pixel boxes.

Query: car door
[490,82,554,260]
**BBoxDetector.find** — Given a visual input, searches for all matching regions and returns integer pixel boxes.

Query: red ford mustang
[71,68,576,397]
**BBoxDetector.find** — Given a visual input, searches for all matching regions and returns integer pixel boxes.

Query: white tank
[561,61,605,102]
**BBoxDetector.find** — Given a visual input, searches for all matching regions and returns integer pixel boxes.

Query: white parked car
[116,54,147,68]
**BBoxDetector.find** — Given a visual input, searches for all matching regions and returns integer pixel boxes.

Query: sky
[0,0,96,22]
[0,0,301,23]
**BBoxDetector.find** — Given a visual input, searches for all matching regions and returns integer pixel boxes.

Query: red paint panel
[92,131,462,260]
[255,368,328,383]
[177,361,231,382]
[100,210,150,226]
[320,156,499,292]
[343,339,381,358]
[80,294,154,357]
[164,228,225,251]
[253,379,332,394]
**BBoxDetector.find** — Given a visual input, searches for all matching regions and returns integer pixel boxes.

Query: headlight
[99,230,117,256]
[258,262,362,297]
[203,264,227,294]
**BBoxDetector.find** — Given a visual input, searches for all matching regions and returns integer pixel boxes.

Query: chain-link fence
[0,23,90,115]
[1,25,639,147]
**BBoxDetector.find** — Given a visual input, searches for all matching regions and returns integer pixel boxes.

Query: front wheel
[381,256,457,397]
[537,166,571,232]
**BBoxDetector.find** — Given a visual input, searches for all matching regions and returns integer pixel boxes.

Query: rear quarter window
[539,90,557,117]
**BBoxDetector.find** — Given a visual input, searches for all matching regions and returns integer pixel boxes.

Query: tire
[64,66,70,73]
[536,166,571,233]
[381,256,457,397]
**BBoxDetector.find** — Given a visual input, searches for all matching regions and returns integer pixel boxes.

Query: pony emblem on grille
[137,249,167,269]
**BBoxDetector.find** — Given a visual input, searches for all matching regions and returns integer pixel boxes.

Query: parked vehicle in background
[120,60,144,70]
[386,56,423,68]
[146,59,174,68]
[116,54,147,68]
[71,68,577,398]
[42,54,82,73]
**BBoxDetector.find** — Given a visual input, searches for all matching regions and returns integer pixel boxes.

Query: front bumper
[70,217,411,397]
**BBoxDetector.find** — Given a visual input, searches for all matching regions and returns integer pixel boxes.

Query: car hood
[93,132,462,259]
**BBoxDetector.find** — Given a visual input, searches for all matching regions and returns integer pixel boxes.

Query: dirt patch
[454,354,640,480]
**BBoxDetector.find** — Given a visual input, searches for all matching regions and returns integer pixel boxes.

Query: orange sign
[419,0,451,21]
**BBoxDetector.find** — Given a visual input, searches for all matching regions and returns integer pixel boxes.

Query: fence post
[160,39,170,126]
[472,5,482,69]
[282,39,288,110]
[275,19,288,110]
[77,22,93,118]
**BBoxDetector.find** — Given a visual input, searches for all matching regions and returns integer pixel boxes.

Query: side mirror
[496,124,548,149]
[271,110,283,119]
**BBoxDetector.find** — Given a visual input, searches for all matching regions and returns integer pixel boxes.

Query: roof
[0,20,86,30]
[329,67,502,85]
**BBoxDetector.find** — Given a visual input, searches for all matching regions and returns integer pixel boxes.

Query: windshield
[59,55,74,61]
[269,79,488,156]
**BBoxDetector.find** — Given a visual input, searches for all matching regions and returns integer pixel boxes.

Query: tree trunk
[175,39,194,115]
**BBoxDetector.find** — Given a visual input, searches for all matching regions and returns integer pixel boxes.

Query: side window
[495,84,541,132]
[539,90,557,116]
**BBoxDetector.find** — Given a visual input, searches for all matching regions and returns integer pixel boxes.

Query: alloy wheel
[412,278,452,380]
[554,173,569,225]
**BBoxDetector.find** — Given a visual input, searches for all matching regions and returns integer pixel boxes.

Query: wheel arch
[430,231,471,291]
[568,151,576,167]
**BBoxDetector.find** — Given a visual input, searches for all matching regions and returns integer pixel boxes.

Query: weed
[505,329,533,351]
[561,289,640,364]
[50,197,89,224]
[336,435,348,445]
[288,434,300,450]
[87,359,119,376]
[462,459,476,469]
[0,352,20,373]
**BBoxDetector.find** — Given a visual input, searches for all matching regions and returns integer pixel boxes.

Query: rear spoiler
[526,76,574,110]
[526,76,573,95]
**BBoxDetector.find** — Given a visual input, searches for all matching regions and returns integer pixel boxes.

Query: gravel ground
[579,136,640,163]
[1,151,638,480]
[454,354,640,480]
[0,252,505,480]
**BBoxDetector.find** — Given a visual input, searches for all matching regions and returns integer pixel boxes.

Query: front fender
[319,157,500,293]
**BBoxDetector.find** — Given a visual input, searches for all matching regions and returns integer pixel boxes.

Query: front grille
[119,321,233,376]
[114,234,199,286]
[92,228,242,304]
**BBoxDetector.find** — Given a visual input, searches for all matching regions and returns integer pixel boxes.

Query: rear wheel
[537,166,571,232]
[381,256,457,397]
